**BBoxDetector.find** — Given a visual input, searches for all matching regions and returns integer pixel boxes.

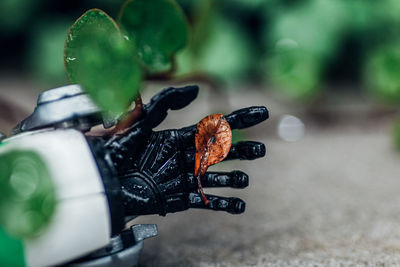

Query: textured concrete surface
[1,80,400,266]
[137,86,400,266]
[137,123,400,266]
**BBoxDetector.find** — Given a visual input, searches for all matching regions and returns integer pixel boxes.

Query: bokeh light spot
[278,115,305,142]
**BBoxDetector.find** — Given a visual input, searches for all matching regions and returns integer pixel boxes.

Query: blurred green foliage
[2,0,400,105]
[119,0,189,73]
[0,0,38,33]
[266,0,347,100]
[64,0,189,113]
[176,0,400,102]
[0,150,56,239]
[175,0,254,84]
[176,10,253,85]
[29,20,70,88]
[266,0,400,102]
[365,45,400,104]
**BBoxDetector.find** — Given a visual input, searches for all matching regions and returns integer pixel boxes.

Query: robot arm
[0,84,268,267]
[0,129,114,267]
[87,85,268,217]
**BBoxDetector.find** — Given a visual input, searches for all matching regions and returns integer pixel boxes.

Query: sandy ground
[1,80,400,266]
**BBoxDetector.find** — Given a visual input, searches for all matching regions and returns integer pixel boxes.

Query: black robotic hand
[104,85,268,216]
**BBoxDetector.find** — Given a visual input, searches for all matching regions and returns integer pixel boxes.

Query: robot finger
[106,85,199,160]
[188,193,246,214]
[187,171,249,189]
[176,106,269,152]
[182,141,265,172]
[225,106,269,130]
[225,141,266,161]
[142,85,199,130]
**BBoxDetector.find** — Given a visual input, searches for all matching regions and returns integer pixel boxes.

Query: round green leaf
[0,150,56,239]
[64,9,142,114]
[118,0,189,72]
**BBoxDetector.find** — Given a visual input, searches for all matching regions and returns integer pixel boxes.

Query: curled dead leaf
[195,113,232,204]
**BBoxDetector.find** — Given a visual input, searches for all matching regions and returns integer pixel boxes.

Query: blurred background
[2,0,400,265]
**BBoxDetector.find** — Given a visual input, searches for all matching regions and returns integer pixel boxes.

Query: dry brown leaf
[195,113,232,204]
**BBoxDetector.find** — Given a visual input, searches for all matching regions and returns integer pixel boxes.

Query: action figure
[0,84,268,266]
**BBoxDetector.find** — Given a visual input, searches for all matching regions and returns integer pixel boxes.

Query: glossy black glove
[104,85,268,216]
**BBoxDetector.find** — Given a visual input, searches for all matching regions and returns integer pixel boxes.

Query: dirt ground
[2,79,400,266]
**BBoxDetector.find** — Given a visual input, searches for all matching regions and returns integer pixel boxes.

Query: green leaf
[0,150,56,239]
[264,0,348,100]
[176,13,252,84]
[227,0,266,9]
[268,0,347,61]
[364,44,400,104]
[118,0,189,72]
[266,47,321,101]
[64,9,142,113]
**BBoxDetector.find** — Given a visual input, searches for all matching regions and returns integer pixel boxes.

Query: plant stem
[197,175,210,205]
[109,94,143,135]
[145,57,177,80]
